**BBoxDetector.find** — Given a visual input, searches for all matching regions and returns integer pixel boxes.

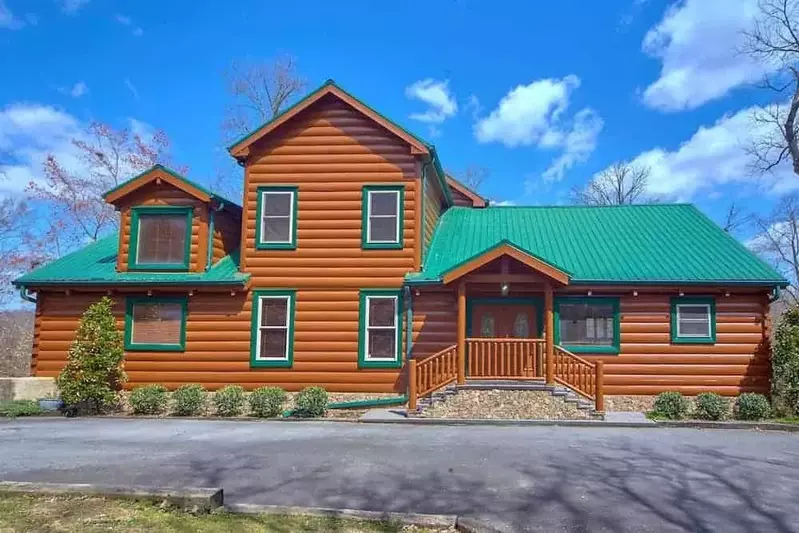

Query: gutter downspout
[205,202,225,272]
[19,286,36,303]
[420,162,427,265]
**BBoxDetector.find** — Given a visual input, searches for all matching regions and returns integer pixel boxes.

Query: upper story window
[671,297,716,344]
[362,185,404,250]
[129,206,192,271]
[256,186,297,250]
[555,297,620,354]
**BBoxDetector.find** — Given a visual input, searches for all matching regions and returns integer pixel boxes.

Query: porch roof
[440,240,570,285]
[407,204,788,287]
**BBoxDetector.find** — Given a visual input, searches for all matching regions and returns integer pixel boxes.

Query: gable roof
[13,234,249,288]
[408,204,787,287]
[103,164,241,211]
[227,79,453,206]
[445,175,487,207]
[441,240,570,285]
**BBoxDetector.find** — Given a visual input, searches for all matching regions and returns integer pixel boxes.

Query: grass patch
[646,411,799,425]
[772,417,799,424]
[0,494,445,532]
[0,400,42,418]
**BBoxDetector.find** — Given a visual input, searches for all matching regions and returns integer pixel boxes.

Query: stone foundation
[0,377,57,401]
[421,390,592,419]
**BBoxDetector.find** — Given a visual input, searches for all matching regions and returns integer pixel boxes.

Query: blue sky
[0,0,794,235]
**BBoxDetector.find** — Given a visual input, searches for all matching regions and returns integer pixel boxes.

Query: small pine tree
[56,297,126,415]
[773,307,799,417]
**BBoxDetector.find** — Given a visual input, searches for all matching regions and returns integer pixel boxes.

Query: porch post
[544,281,554,384]
[457,282,466,384]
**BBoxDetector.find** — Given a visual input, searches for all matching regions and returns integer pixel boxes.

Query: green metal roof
[14,234,249,288]
[102,164,241,210]
[227,79,453,206]
[408,204,787,286]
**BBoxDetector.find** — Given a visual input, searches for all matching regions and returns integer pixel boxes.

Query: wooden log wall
[116,183,208,272]
[410,284,772,396]
[211,209,242,265]
[423,175,444,255]
[450,186,477,207]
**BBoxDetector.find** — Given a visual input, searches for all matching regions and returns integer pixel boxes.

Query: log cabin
[14,80,788,412]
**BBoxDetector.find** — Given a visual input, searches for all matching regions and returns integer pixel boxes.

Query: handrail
[466,337,545,380]
[552,345,605,411]
[408,344,458,410]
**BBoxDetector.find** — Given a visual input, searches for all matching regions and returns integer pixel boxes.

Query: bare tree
[744,0,799,175]
[458,165,489,190]
[221,55,307,141]
[571,162,650,206]
[26,122,179,254]
[722,202,753,234]
[752,194,799,303]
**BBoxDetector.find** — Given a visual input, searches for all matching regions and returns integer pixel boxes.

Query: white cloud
[0,103,81,193]
[604,105,795,201]
[475,75,581,147]
[542,108,604,181]
[115,13,130,25]
[124,78,139,100]
[476,75,604,183]
[465,95,482,120]
[60,81,87,98]
[642,0,772,111]
[0,1,24,30]
[59,0,90,15]
[405,79,457,124]
[132,27,143,37]
[492,199,517,206]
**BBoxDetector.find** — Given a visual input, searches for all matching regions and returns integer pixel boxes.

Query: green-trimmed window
[671,297,716,344]
[554,297,620,354]
[250,289,296,368]
[255,186,298,250]
[358,289,403,368]
[125,297,187,352]
[129,206,192,271]
[361,186,404,249]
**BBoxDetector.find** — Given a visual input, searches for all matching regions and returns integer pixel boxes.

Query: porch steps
[413,379,600,417]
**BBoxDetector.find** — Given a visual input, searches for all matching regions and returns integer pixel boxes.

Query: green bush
[735,393,771,421]
[294,386,328,418]
[171,384,207,416]
[694,392,729,420]
[0,400,42,418]
[652,391,689,419]
[213,385,246,417]
[56,297,126,415]
[249,386,286,418]
[773,307,799,416]
[129,385,168,415]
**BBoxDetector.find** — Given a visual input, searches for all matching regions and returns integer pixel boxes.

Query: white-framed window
[671,297,715,344]
[256,187,297,249]
[359,290,402,368]
[676,305,711,337]
[362,187,402,248]
[251,290,295,367]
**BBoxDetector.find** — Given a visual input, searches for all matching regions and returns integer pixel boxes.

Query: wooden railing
[552,345,605,411]
[466,337,545,379]
[408,345,458,410]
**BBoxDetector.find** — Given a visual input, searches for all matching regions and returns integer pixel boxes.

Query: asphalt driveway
[1,419,798,532]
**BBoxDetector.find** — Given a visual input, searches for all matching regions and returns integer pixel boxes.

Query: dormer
[103,165,242,273]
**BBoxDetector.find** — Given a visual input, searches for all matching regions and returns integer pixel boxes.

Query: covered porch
[407,241,605,412]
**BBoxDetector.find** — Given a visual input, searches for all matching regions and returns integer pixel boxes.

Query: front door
[471,303,537,339]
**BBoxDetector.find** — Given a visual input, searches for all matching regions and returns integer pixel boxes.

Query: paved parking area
[1,418,798,532]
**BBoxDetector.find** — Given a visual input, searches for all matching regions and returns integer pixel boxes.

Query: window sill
[561,345,619,355]
[251,358,292,368]
[358,358,402,369]
[361,242,403,250]
[125,343,185,352]
[255,242,297,251]
[671,337,715,345]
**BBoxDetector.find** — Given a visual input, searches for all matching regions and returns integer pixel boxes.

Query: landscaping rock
[420,390,591,419]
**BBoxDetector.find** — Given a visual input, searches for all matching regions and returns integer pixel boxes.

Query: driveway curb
[227,502,457,527]
[359,417,659,428]
[0,481,223,511]
[656,420,799,432]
